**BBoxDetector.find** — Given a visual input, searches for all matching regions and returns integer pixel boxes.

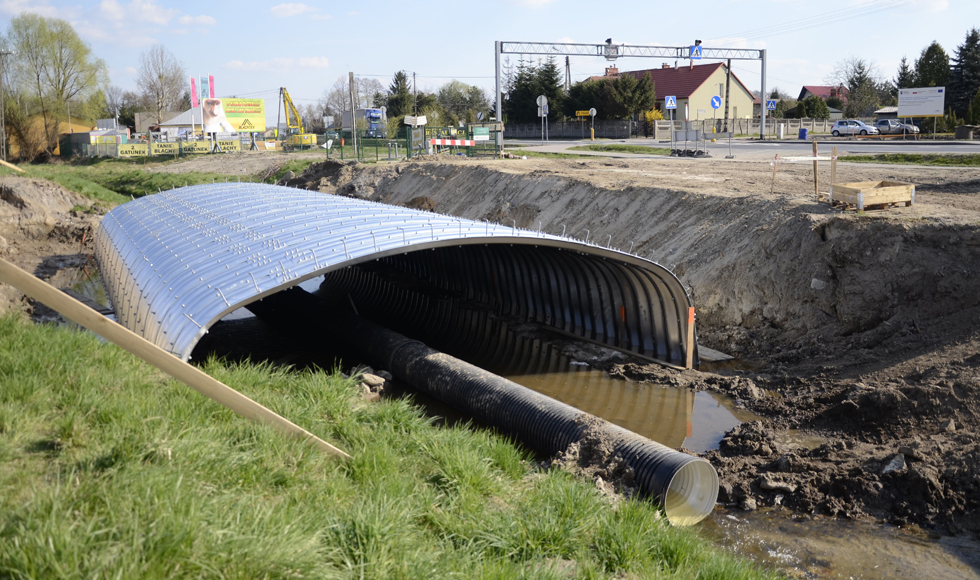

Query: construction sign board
[118,144,148,157]
[897,87,945,118]
[575,110,591,116]
[214,98,267,132]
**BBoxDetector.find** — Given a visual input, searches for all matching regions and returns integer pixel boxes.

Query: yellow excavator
[280,87,317,148]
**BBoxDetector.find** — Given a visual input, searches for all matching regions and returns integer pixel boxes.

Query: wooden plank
[0,159,25,173]
[0,257,351,460]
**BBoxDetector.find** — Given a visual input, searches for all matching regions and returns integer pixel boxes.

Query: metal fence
[504,120,631,140]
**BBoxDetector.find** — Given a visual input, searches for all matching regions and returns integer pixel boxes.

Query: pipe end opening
[663,459,718,526]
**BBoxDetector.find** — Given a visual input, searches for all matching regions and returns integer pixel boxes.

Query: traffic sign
[536,95,548,107]
[690,45,702,60]
[575,110,591,117]
[766,100,777,111]
[588,108,596,117]
[710,96,722,109]
[665,96,677,109]
[538,104,549,117]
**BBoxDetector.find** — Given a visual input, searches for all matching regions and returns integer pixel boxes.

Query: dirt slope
[0,177,103,315]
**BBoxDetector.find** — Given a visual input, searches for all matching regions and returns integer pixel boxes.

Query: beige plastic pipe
[0,257,350,459]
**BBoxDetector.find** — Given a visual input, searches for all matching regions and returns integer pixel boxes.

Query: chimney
[605,66,619,77]
[662,63,670,69]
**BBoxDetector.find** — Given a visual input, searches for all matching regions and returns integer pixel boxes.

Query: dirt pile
[0,177,104,315]
[551,415,639,499]
[282,159,399,199]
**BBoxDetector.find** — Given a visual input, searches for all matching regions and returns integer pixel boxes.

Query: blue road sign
[690,45,702,60]
[665,96,677,109]
[710,96,722,109]
[766,100,777,111]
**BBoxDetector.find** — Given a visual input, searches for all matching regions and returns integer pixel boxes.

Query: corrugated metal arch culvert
[94,183,697,366]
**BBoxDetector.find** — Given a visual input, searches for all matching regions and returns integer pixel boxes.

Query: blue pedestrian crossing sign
[766,100,777,111]
[690,45,702,60]
[711,96,722,109]
[665,96,677,109]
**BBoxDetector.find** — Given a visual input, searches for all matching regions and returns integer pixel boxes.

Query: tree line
[770,27,980,130]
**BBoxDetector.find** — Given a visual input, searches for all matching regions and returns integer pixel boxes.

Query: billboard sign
[897,87,945,117]
[201,98,266,133]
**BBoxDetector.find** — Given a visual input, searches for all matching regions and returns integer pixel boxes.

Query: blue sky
[1,0,973,119]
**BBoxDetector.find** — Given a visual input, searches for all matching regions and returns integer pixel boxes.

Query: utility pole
[0,50,11,161]
[349,72,358,156]
[564,57,571,92]
[276,87,283,142]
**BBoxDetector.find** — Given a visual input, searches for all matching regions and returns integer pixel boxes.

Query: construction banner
[217,140,242,152]
[201,98,266,133]
[182,141,212,154]
[150,143,179,156]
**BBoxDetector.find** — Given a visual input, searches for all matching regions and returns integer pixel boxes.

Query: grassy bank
[0,315,774,579]
[839,153,980,166]
[568,144,672,155]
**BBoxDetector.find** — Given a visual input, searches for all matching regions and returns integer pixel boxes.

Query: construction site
[3,145,980,578]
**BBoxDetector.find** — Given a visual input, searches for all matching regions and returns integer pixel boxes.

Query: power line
[723,0,915,41]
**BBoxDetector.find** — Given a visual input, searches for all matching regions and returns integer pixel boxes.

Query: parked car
[875,119,920,134]
[831,120,880,136]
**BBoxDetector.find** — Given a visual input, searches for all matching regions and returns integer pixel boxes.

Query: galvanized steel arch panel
[95,183,696,365]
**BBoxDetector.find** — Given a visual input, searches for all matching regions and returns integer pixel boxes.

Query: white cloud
[99,0,177,25]
[915,0,948,12]
[270,3,316,17]
[0,0,74,18]
[298,57,329,67]
[178,14,216,25]
[516,0,557,6]
[124,66,137,74]
[554,36,575,43]
[172,27,189,35]
[224,57,329,72]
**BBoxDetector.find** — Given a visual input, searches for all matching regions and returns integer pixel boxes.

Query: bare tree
[136,44,187,124]
[320,75,384,115]
[104,85,124,118]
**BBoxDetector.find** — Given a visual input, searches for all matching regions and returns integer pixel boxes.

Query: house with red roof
[797,85,848,103]
[589,62,758,120]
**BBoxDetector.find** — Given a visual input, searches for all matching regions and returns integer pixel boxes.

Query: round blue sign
[710,96,722,109]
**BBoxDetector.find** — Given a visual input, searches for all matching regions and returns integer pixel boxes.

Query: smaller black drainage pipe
[247,288,718,525]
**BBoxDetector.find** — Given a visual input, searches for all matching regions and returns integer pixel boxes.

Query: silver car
[875,119,920,134]
[831,120,879,136]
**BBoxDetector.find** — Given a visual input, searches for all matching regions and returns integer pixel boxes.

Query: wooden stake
[0,257,350,460]
[830,146,838,205]
[685,307,696,369]
[0,159,25,173]
[770,154,779,195]
[812,140,819,199]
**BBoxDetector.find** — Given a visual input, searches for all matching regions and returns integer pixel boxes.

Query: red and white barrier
[430,139,476,146]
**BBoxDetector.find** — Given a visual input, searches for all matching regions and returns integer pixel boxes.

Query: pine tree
[384,71,412,118]
[972,87,980,124]
[504,60,539,124]
[894,56,915,89]
[949,28,980,117]
[914,41,950,88]
[534,57,565,122]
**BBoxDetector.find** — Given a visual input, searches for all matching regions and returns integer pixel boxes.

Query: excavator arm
[281,88,305,134]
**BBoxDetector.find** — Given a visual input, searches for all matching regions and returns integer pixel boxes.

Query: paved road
[508,137,980,161]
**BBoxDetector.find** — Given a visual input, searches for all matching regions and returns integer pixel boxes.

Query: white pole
[760,49,768,140]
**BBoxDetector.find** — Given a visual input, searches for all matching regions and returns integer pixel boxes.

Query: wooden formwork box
[830,180,915,211]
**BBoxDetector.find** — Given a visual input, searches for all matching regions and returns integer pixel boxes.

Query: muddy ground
[4,151,980,539]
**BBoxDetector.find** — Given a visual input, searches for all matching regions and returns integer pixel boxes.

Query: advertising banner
[201,98,266,133]
[182,141,212,154]
[190,77,199,108]
[897,87,945,117]
[150,142,179,155]
[118,144,148,157]
[217,140,242,152]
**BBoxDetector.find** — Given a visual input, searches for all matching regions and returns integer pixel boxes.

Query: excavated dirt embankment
[290,157,980,535]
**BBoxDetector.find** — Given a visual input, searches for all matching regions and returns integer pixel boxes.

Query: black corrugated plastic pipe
[247,288,718,525]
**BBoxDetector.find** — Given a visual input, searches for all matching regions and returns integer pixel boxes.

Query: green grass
[504,149,586,159]
[0,315,776,579]
[568,144,672,155]
[839,153,980,166]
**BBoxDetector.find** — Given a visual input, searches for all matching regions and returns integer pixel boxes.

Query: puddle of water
[703,508,980,580]
[502,363,758,452]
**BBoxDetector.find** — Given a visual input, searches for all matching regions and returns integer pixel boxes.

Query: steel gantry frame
[494,41,768,140]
